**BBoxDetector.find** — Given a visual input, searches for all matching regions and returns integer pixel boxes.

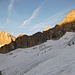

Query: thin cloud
[8,0,15,16]
[3,0,15,26]
[29,7,74,31]
[19,7,41,28]
[19,0,49,28]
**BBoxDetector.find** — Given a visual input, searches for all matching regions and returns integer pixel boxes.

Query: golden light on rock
[0,30,16,47]
[44,27,50,31]
[62,10,75,24]
[18,34,25,38]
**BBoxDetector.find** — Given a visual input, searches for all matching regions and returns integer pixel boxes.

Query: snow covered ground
[0,32,75,75]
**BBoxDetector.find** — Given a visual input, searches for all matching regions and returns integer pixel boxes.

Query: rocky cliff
[0,31,15,47]
[0,10,75,53]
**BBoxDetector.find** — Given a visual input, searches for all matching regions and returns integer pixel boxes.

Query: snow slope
[0,32,75,75]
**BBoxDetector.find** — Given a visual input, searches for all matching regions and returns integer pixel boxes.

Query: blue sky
[0,0,75,37]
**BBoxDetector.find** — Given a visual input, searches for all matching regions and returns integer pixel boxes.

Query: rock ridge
[0,10,75,53]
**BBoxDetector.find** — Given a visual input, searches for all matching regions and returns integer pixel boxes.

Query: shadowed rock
[0,71,2,75]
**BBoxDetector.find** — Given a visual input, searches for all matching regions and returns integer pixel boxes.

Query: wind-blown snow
[0,32,75,75]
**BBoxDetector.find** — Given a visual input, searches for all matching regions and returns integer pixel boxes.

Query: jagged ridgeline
[0,10,75,53]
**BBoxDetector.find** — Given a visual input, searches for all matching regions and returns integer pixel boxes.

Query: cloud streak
[19,7,41,28]
[29,7,74,32]
[3,0,15,26]
[8,0,15,16]
[19,0,48,28]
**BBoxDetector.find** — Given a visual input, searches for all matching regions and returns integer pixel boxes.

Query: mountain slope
[0,32,75,75]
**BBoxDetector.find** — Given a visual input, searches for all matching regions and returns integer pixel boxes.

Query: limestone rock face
[0,31,15,47]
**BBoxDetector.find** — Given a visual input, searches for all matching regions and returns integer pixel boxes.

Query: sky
[0,0,75,37]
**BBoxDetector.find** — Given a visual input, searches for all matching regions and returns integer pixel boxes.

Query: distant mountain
[0,31,15,47]
[0,10,75,53]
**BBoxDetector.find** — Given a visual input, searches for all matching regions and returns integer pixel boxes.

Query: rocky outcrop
[17,34,25,38]
[0,33,47,53]
[0,31,15,47]
[0,10,75,53]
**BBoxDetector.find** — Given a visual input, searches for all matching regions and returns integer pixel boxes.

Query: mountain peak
[0,30,6,33]
[0,30,16,47]
[17,34,25,38]
[62,10,75,24]
[71,10,75,13]
[44,27,50,31]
